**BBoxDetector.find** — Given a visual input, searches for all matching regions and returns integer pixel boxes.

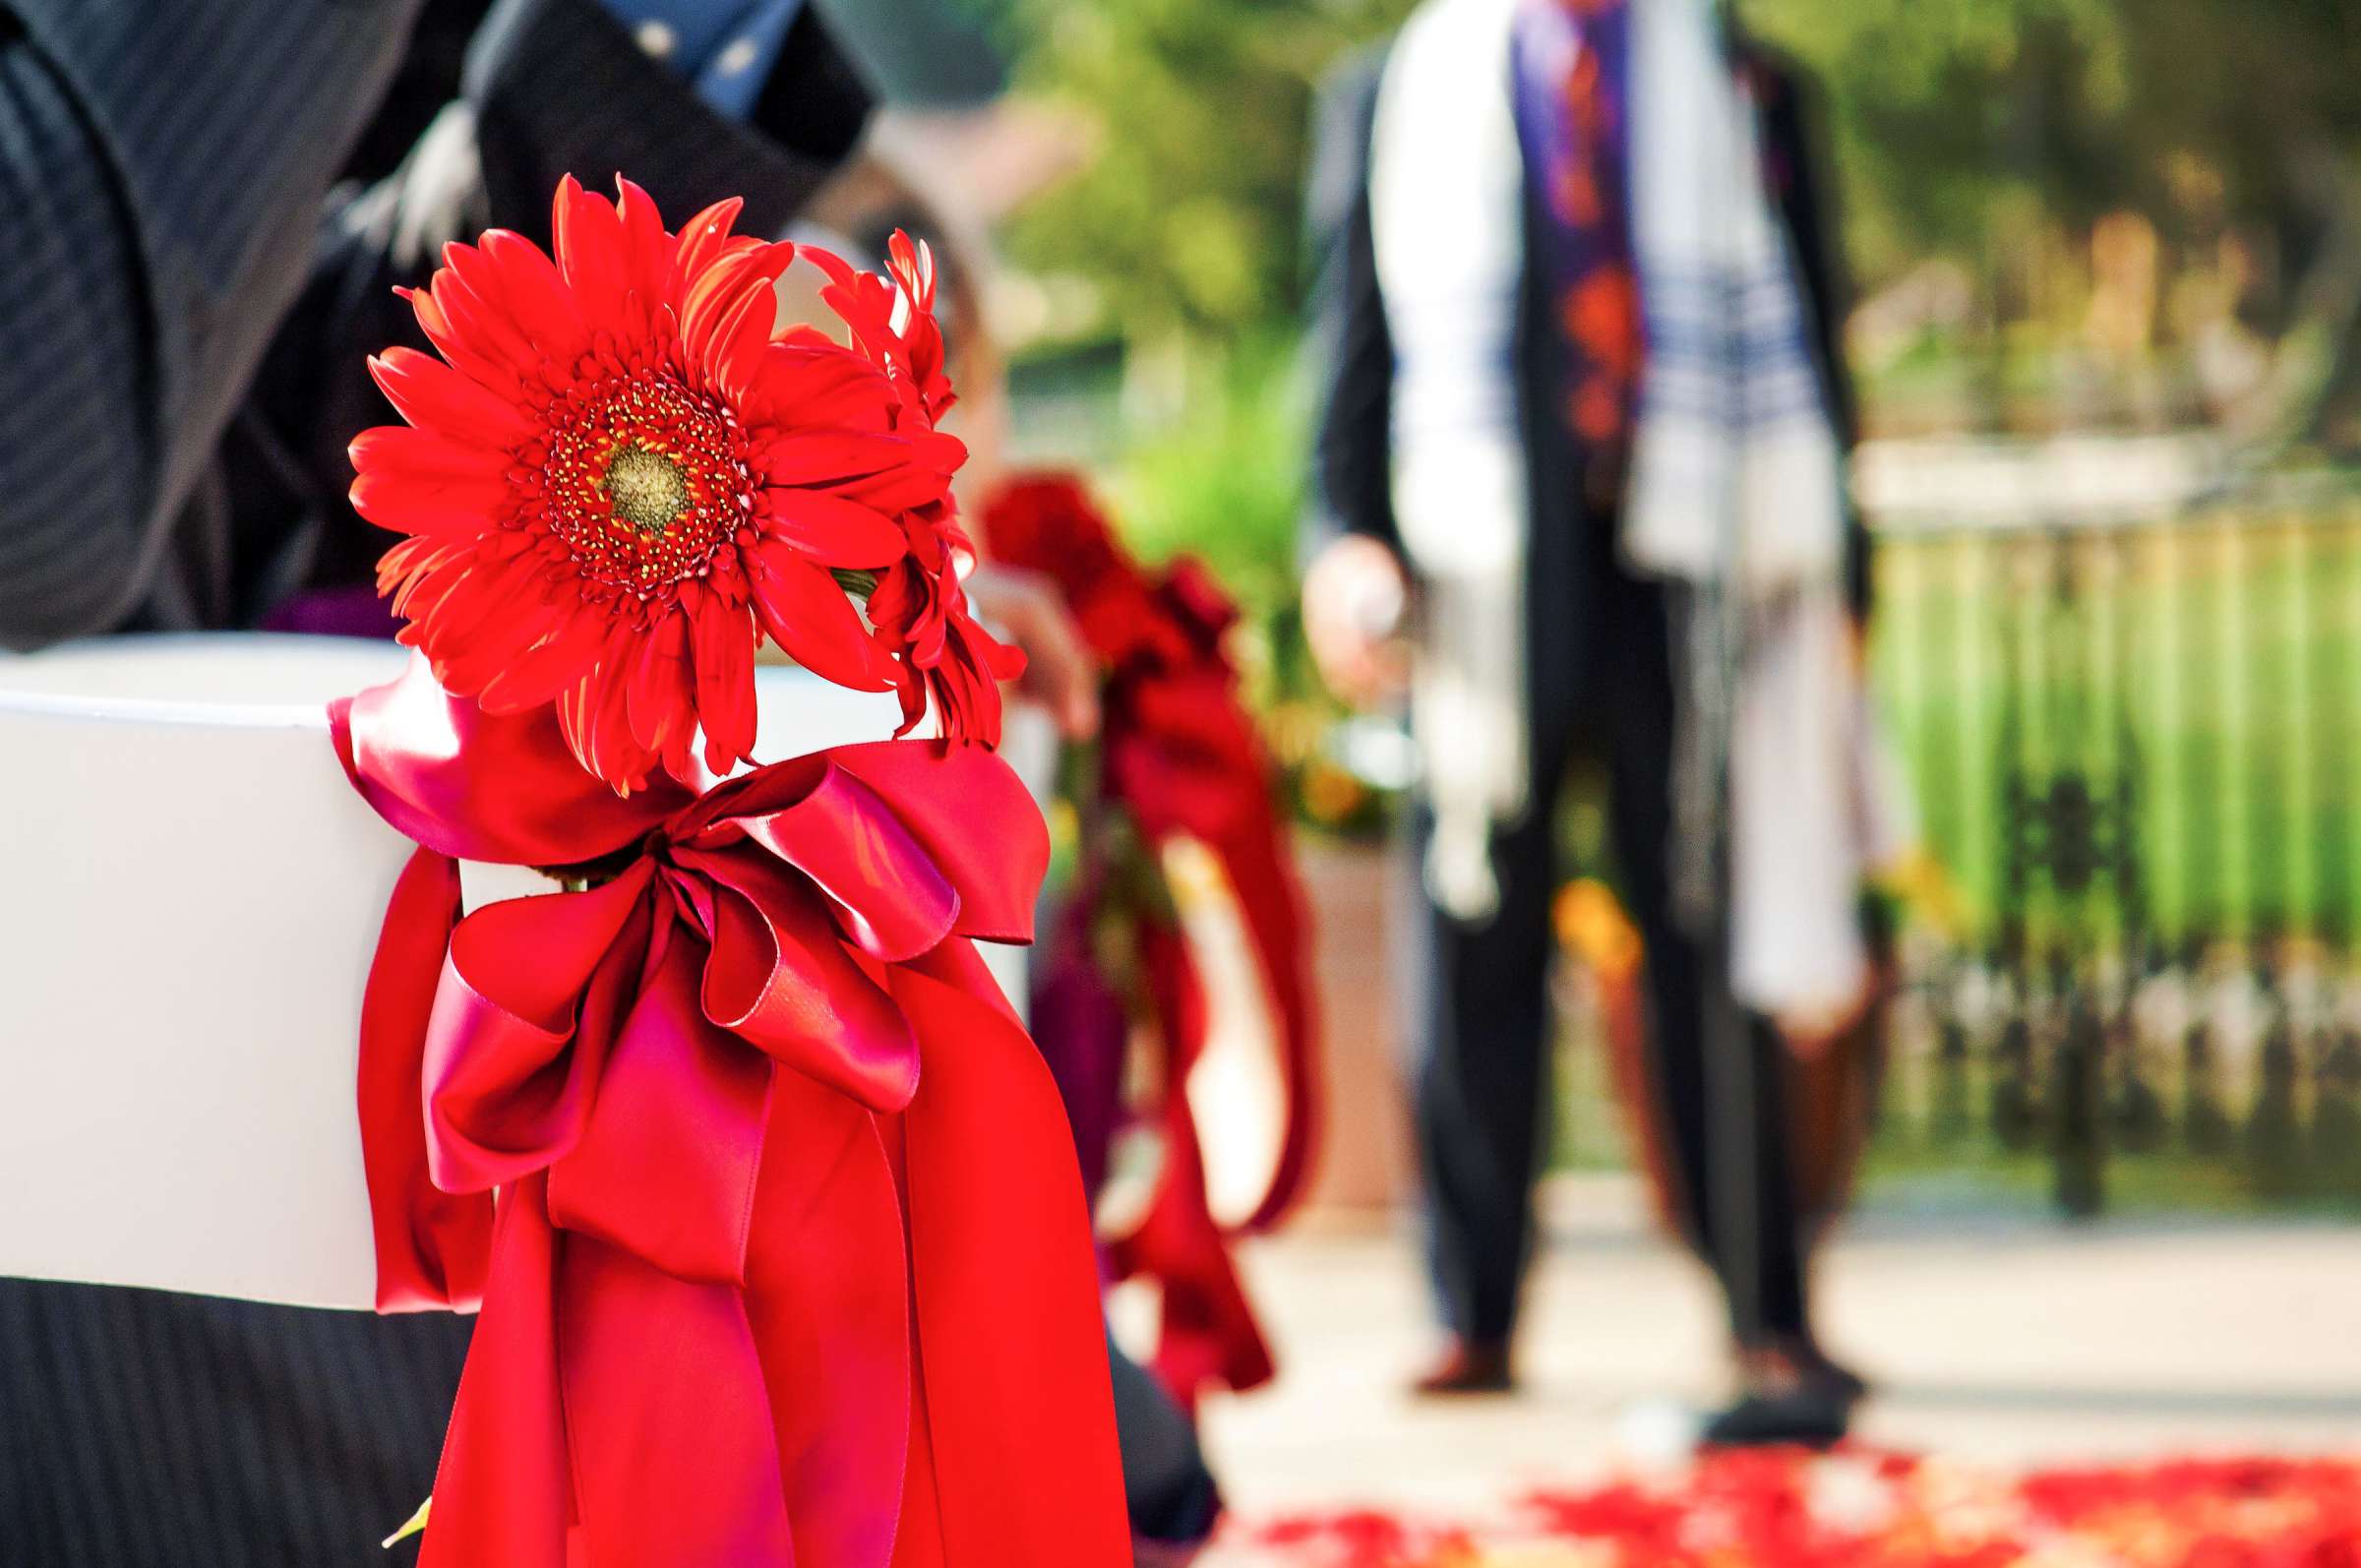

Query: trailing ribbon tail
[899,942,1133,1564]
[352,844,491,1314]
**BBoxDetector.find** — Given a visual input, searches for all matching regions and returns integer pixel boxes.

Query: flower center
[534,373,755,601]
[600,441,690,534]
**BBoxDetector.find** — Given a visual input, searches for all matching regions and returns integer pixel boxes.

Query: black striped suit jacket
[0,0,870,648]
[0,3,867,1561]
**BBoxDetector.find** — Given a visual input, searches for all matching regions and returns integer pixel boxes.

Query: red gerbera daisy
[349,175,1018,791]
[808,232,1024,743]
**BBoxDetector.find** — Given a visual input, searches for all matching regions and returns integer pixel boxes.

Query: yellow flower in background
[1301,757,1370,825]
[1553,877,1643,981]
[1882,847,1966,937]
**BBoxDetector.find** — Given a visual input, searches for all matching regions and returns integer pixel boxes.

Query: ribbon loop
[694,848,923,1113]
[823,742,1051,945]
[423,865,656,1195]
[357,847,492,1313]
[333,655,682,866]
[979,471,1322,1407]
[734,764,962,963]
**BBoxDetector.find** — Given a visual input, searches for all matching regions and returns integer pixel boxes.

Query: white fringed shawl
[1371,0,1902,1027]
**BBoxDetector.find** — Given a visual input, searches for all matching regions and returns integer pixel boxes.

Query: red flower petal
[736,345,893,434]
[479,228,588,362]
[624,607,695,763]
[758,489,904,568]
[704,279,779,406]
[678,241,793,377]
[755,432,926,486]
[439,599,566,701]
[431,245,543,382]
[831,460,958,513]
[818,278,897,365]
[426,552,563,694]
[553,174,629,326]
[379,539,473,617]
[349,465,514,537]
[691,597,757,773]
[348,426,509,483]
[611,177,672,316]
[376,533,457,590]
[476,609,610,715]
[367,349,534,447]
[562,622,659,792]
[746,542,895,691]
[403,280,521,398]
[670,196,746,300]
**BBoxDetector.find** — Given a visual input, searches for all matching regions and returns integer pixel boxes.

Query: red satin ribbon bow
[333,657,1128,1567]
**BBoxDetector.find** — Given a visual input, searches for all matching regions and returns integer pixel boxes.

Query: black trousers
[0,1280,470,1567]
[1106,1330,1219,1545]
[1408,576,1810,1353]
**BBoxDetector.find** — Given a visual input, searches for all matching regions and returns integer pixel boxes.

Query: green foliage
[1741,0,2129,287]
[991,0,2361,346]
[2104,0,2361,231]
[1102,335,1306,628]
[1743,0,2361,296]
[995,0,1416,344]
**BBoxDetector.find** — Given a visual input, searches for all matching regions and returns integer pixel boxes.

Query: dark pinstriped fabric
[0,1281,470,1567]
[0,8,456,1564]
[0,0,423,643]
[0,0,866,649]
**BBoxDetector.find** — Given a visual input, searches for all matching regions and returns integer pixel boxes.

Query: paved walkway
[1162,1176,2361,1528]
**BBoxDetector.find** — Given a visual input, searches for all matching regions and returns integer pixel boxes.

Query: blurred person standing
[1302,0,1898,1442]
[0,3,873,1561]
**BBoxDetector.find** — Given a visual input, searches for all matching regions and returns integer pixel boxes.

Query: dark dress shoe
[1410,1339,1514,1396]
[1785,1340,1872,1405]
[1736,1338,1873,1405]
[1699,1382,1852,1448]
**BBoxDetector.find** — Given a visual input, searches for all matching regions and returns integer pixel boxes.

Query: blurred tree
[982,0,1416,348]
[981,0,2361,441]
[1746,0,2128,286]
[2111,0,2361,448]
[1110,336,1304,620]
[1745,0,2361,444]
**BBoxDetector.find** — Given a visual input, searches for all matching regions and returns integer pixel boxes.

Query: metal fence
[1870,469,2361,1211]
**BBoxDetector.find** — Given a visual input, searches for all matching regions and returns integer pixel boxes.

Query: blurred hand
[1779,987,1871,1062]
[964,563,1102,742]
[1302,533,1411,707]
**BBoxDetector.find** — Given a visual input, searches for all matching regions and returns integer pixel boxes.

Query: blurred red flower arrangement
[982,471,1320,1413]
[349,175,1016,790]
